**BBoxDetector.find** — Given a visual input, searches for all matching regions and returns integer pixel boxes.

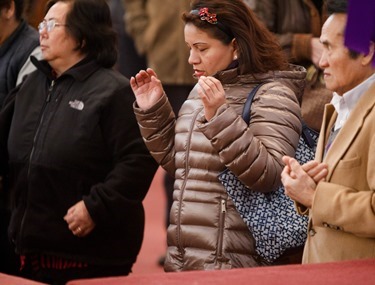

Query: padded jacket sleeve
[197,83,301,193]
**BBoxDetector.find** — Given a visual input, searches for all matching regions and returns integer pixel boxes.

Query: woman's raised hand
[130,68,164,110]
[197,76,226,121]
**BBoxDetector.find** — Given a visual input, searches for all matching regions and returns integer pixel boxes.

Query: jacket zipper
[27,80,54,177]
[176,108,203,253]
[18,80,55,251]
[217,198,227,260]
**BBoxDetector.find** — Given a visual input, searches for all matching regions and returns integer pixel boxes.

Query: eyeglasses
[38,19,68,33]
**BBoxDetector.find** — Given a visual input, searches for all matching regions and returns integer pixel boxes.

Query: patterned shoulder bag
[218,83,318,263]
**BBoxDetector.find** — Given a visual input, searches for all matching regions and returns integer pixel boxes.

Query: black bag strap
[301,121,318,148]
[242,83,266,125]
[242,82,317,149]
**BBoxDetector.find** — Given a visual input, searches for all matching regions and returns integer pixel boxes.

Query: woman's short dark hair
[46,0,117,68]
[182,0,288,75]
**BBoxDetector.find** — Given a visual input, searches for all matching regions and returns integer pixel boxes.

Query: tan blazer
[302,82,375,263]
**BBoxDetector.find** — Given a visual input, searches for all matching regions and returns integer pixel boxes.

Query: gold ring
[77,226,82,233]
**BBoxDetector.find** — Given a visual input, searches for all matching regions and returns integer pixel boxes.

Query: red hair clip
[199,7,218,24]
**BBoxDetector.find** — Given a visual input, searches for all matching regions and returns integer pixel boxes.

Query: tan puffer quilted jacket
[134,64,306,271]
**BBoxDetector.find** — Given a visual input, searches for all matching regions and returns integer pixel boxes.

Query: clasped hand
[63,200,95,238]
[197,76,226,121]
[281,156,328,208]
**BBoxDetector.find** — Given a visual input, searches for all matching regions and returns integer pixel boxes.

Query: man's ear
[4,0,15,20]
[361,41,374,66]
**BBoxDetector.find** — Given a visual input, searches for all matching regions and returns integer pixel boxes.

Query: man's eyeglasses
[38,19,68,33]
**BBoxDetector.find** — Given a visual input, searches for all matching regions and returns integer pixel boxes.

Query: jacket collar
[30,55,100,81]
[319,82,375,179]
[213,64,306,101]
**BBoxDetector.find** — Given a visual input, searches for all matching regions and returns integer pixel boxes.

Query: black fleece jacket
[0,57,158,266]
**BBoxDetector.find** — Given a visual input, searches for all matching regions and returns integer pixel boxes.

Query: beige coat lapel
[322,83,375,180]
[315,104,336,162]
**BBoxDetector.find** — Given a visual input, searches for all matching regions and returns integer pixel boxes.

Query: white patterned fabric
[219,129,317,263]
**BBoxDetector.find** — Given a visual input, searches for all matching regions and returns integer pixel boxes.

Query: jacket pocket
[336,156,361,169]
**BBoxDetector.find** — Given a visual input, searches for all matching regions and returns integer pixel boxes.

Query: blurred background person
[122,0,196,266]
[0,0,157,283]
[107,0,147,78]
[24,0,48,28]
[0,0,42,276]
[0,0,42,104]
[131,0,305,271]
[242,0,255,9]
[249,0,332,132]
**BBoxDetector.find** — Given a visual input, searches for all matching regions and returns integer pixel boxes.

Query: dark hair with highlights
[182,0,288,75]
[46,0,117,68]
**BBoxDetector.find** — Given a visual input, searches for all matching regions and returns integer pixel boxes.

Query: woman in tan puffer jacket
[131,0,306,271]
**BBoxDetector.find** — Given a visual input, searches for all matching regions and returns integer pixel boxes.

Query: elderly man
[281,0,375,263]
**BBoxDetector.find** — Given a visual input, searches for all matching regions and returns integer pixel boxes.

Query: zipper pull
[221,199,226,213]
[46,80,55,102]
